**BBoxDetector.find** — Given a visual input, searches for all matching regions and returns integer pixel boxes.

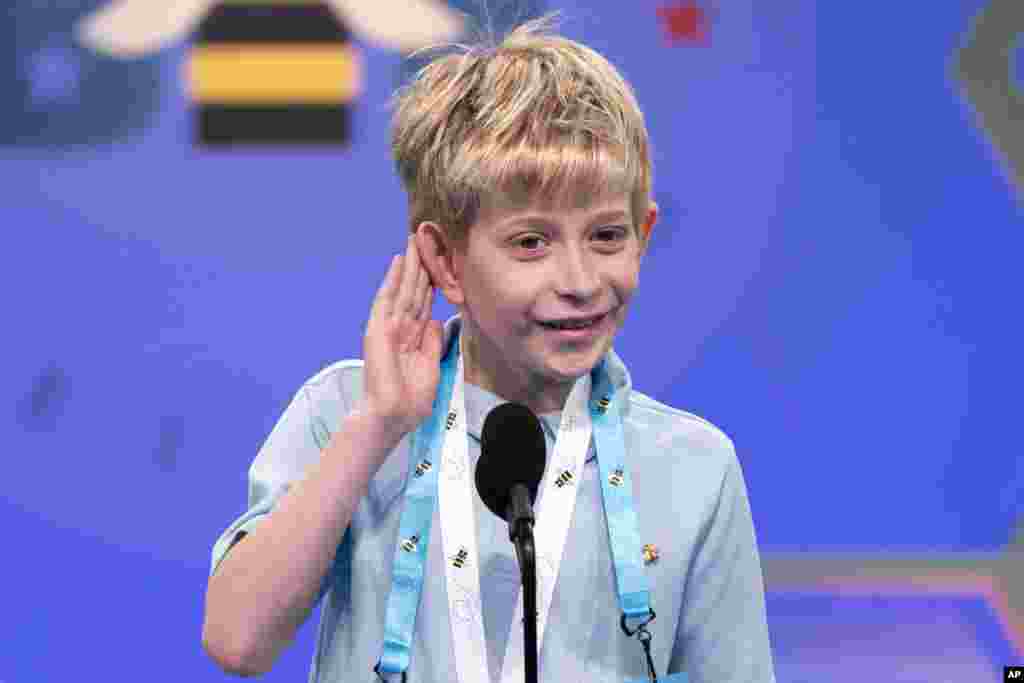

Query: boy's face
[416,191,658,415]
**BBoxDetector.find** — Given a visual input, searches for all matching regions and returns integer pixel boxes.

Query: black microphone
[475,402,546,683]
[475,402,547,539]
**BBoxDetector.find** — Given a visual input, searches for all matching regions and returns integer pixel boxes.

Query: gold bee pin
[642,543,659,566]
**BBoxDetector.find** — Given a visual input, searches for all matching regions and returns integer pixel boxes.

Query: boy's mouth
[537,311,609,331]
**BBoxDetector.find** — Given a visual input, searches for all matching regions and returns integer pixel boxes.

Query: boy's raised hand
[361,234,445,439]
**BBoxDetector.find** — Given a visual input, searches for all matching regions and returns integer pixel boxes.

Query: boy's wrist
[345,406,408,454]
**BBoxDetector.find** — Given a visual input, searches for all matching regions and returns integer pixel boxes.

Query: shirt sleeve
[668,444,776,683]
[208,383,339,607]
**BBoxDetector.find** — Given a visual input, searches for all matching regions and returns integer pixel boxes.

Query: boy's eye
[513,227,628,251]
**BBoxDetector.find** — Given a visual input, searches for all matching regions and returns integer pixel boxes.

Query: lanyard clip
[620,608,656,637]
[620,609,658,682]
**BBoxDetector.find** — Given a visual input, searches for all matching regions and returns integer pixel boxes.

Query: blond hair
[388,10,653,253]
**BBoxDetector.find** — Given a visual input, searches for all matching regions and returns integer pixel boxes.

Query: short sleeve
[668,445,776,683]
[208,383,341,606]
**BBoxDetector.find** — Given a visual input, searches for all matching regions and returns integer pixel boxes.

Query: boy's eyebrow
[500,209,631,229]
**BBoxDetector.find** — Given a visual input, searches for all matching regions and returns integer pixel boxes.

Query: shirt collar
[440,313,633,443]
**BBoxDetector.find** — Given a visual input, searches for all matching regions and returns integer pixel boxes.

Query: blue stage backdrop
[3,1,1022,681]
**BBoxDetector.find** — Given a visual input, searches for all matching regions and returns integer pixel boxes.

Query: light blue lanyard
[375,325,656,680]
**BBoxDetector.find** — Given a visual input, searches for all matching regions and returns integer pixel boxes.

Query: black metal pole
[512,518,538,683]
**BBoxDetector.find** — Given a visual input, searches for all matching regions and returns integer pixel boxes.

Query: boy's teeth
[549,316,597,329]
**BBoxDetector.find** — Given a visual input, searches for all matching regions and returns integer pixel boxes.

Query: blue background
[4,0,1021,680]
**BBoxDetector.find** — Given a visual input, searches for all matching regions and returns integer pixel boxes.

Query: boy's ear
[640,201,658,247]
[414,222,466,307]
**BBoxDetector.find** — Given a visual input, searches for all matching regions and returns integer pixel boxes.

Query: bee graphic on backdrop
[76,0,463,58]
[74,0,463,146]
[400,534,420,553]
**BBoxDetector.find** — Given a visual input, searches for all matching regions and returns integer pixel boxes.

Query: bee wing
[75,0,218,59]
[327,0,465,53]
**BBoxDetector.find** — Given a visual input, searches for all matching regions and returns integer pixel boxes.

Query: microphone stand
[507,484,538,683]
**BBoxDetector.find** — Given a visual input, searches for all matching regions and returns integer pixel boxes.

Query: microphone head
[475,401,547,522]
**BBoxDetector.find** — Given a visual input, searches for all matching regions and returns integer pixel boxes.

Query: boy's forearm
[202,408,405,675]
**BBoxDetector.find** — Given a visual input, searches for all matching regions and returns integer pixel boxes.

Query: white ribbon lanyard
[374,324,663,683]
[438,332,594,683]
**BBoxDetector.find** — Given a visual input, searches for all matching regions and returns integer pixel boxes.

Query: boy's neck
[461,328,574,416]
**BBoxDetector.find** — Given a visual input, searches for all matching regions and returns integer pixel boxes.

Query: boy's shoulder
[303,358,365,391]
[625,388,737,462]
[298,358,366,419]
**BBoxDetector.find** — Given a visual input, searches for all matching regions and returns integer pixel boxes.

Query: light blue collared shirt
[209,315,776,683]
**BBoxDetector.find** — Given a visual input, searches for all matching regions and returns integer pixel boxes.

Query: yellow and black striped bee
[450,546,469,569]
[78,0,463,59]
[75,0,463,146]
[400,534,420,553]
[414,459,432,477]
[445,410,457,430]
[554,469,575,488]
[595,396,611,414]
[608,468,624,487]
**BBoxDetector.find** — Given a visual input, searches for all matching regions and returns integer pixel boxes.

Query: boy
[203,12,775,683]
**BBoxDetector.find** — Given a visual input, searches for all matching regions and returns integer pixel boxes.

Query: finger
[412,262,428,319]
[373,254,402,320]
[395,236,419,316]
[410,269,429,323]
